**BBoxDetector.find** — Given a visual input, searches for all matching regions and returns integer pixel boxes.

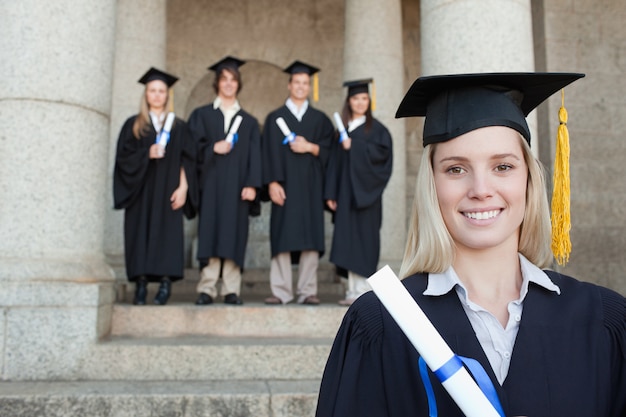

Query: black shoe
[133,278,147,305]
[153,278,171,305]
[224,293,243,305]
[195,292,213,305]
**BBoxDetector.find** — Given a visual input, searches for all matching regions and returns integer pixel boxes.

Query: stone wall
[538,0,626,294]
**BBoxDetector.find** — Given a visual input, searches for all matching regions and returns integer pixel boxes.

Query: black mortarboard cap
[283,60,320,75]
[343,78,373,97]
[208,56,246,73]
[138,67,179,87]
[395,72,585,146]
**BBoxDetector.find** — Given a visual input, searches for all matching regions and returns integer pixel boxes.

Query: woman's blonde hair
[132,86,170,139]
[399,134,553,278]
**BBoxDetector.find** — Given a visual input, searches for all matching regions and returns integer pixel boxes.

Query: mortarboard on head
[284,60,321,102]
[395,72,584,147]
[343,78,377,111]
[283,60,320,76]
[208,56,246,73]
[138,67,179,87]
[396,71,586,266]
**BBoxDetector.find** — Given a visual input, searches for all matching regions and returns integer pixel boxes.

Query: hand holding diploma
[276,117,296,144]
[225,115,243,145]
[332,112,349,143]
[155,112,176,157]
[367,265,505,417]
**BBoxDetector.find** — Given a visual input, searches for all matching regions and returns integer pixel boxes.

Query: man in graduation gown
[114,68,198,305]
[188,56,261,305]
[261,61,334,305]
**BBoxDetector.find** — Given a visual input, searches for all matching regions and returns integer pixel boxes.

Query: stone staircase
[0,265,349,417]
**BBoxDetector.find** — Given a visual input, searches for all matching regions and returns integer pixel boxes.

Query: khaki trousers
[270,250,318,303]
[197,257,241,298]
[344,270,371,301]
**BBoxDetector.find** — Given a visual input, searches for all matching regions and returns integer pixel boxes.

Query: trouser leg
[220,258,242,296]
[296,250,319,303]
[346,270,371,300]
[269,252,294,304]
[197,257,220,298]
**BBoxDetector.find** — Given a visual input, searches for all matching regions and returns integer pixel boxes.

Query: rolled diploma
[367,265,501,417]
[276,117,296,143]
[157,112,176,148]
[332,112,348,142]
[225,115,243,144]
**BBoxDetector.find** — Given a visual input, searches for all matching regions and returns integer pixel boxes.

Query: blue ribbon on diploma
[282,132,296,144]
[231,133,239,145]
[418,356,505,417]
[156,130,170,146]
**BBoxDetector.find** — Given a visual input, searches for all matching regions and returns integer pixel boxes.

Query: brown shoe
[302,295,320,305]
[264,296,283,305]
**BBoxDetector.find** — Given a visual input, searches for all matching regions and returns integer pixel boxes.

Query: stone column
[343,0,407,269]
[104,0,168,280]
[0,1,116,379]
[420,0,539,147]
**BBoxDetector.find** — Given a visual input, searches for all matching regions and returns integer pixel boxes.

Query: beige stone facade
[1,0,624,388]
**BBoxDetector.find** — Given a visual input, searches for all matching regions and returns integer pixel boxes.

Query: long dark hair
[212,67,243,95]
[341,94,373,133]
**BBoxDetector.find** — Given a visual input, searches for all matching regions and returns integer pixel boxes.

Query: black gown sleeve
[601,287,626,417]
[177,119,198,219]
[113,116,150,209]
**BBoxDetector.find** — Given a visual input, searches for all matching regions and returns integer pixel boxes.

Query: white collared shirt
[149,111,166,132]
[425,254,561,384]
[285,98,308,122]
[348,115,366,133]
[214,97,241,134]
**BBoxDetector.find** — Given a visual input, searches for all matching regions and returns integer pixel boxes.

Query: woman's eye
[496,164,513,172]
[447,166,464,174]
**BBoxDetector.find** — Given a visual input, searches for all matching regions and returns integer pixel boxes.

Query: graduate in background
[261,61,334,305]
[188,56,261,306]
[316,72,626,416]
[114,67,197,306]
[325,79,393,306]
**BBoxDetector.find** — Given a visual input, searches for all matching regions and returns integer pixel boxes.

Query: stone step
[0,379,320,417]
[81,335,333,381]
[117,266,347,303]
[111,303,347,338]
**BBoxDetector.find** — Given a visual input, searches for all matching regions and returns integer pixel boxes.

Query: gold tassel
[313,73,319,102]
[550,89,571,265]
[371,79,377,112]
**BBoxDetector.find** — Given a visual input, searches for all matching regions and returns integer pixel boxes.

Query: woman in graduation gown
[325,79,393,306]
[113,68,197,306]
[316,73,626,416]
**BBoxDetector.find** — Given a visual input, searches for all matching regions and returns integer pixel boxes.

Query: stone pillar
[343,0,407,269]
[420,0,539,147]
[104,0,168,280]
[0,1,116,379]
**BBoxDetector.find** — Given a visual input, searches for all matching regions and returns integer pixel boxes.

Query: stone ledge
[0,379,320,417]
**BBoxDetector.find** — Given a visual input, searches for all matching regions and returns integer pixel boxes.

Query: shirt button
[503,351,511,359]
[515,314,522,322]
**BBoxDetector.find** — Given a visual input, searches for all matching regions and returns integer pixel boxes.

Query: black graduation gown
[324,119,393,277]
[188,104,261,267]
[261,104,333,257]
[113,115,197,282]
[316,271,626,417]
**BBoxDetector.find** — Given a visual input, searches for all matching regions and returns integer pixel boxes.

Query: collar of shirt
[348,115,366,132]
[424,253,561,299]
[213,97,241,134]
[149,111,166,132]
[285,98,308,122]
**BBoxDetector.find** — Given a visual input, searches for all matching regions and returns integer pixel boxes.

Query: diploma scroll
[156,112,176,156]
[332,112,348,143]
[225,115,243,145]
[276,117,296,144]
[367,265,503,417]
